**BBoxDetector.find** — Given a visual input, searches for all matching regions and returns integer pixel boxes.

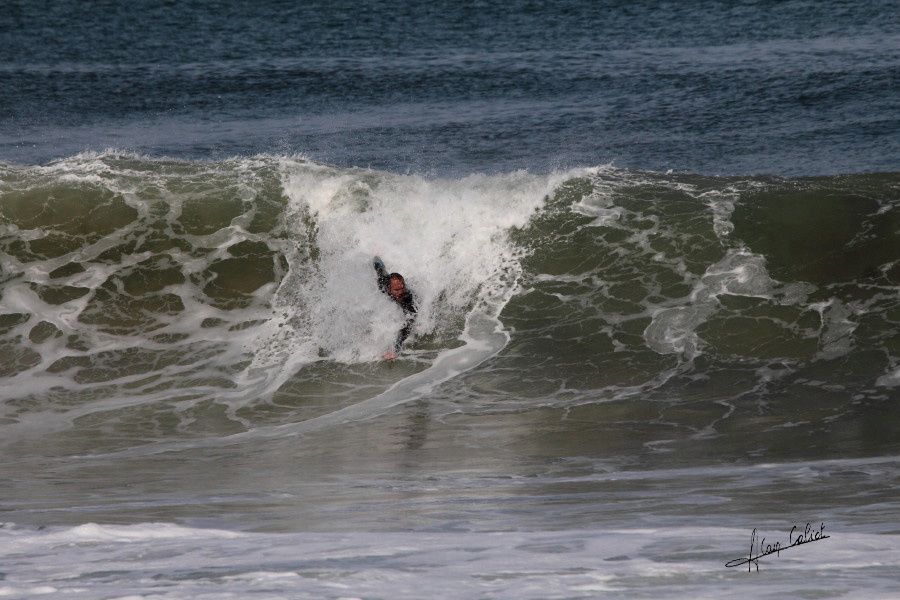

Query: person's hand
[382,350,397,361]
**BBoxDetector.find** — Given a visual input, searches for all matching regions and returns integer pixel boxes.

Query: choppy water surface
[2,0,898,174]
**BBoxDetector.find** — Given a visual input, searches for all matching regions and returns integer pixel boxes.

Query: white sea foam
[1,521,898,599]
[235,159,573,402]
[643,249,788,358]
[875,366,900,387]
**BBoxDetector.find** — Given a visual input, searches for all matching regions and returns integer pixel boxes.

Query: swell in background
[2,0,898,174]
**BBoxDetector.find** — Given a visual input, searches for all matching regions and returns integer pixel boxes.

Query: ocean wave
[1,152,897,453]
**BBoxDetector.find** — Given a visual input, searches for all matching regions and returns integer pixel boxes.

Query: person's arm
[385,317,414,360]
[393,319,413,353]
[392,294,417,353]
[373,256,389,292]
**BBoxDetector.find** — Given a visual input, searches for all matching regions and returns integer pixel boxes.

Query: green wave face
[1,154,898,456]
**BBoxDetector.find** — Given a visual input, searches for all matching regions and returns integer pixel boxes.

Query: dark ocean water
[2,0,898,174]
[1,2,899,599]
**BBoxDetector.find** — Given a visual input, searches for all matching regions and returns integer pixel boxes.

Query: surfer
[373,256,417,360]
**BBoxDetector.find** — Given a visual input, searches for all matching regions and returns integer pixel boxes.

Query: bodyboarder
[373,256,417,360]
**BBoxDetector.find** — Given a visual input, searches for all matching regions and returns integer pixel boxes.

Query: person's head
[387,273,406,300]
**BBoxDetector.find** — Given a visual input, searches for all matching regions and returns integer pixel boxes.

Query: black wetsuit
[373,257,417,352]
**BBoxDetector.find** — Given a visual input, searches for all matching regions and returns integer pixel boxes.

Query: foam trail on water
[90,310,511,459]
